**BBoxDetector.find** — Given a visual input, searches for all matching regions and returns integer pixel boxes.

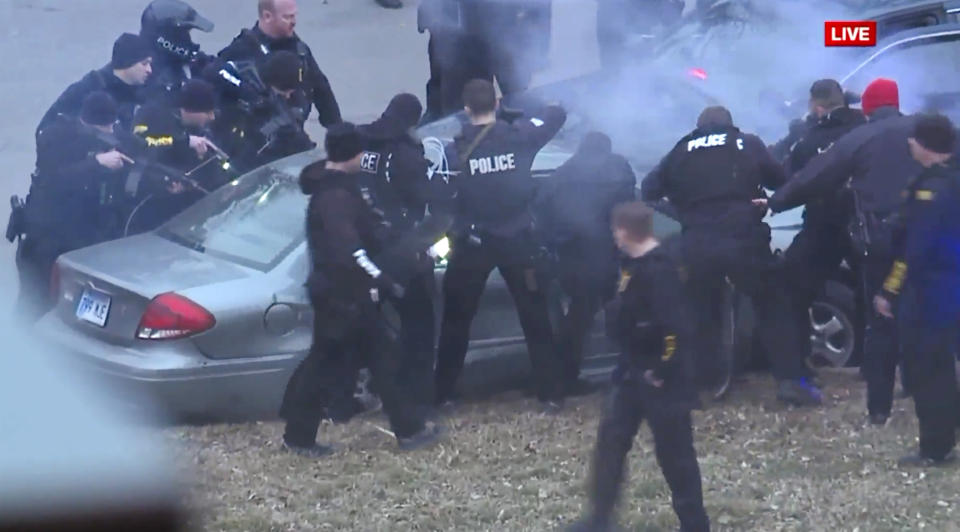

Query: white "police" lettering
[360,152,380,174]
[687,134,728,152]
[352,249,382,278]
[468,153,516,176]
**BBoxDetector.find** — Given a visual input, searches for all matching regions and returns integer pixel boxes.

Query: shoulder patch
[530,118,544,127]
[133,124,148,134]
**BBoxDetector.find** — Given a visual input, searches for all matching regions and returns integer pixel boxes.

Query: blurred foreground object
[0,322,188,532]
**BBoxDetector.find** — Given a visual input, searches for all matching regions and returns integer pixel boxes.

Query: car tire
[808,280,862,368]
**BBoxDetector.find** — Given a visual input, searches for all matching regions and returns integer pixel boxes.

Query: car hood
[61,232,254,295]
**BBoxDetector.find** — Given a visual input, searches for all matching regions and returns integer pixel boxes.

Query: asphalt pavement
[0,0,610,315]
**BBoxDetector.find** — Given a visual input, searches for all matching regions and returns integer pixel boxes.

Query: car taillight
[136,293,215,340]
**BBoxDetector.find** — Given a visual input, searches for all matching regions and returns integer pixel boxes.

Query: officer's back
[449,80,566,235]
[641,106,785,235]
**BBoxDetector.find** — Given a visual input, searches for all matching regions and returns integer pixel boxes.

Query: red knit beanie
[861,78,899,116]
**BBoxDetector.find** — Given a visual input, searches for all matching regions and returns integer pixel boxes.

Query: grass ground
[167,369,960,532]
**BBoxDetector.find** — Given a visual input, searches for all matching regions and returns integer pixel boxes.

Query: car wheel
[808,281,860,368]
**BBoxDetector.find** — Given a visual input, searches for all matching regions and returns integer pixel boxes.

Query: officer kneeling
[874,114,960,467]
[568,201,709,532]
[279,123,443,457]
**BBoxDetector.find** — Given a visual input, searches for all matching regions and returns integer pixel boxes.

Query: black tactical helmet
[140,0,214,62]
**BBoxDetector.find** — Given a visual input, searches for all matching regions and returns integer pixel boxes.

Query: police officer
[434,79,567,410]
[212,51,315,172]
[37,33,153,138]
[778,79,866,369]
[140,0,216,103]
[537,131,637,395]
[642,105,823,406]
[568,201,709,532]
[280,123,443,456]
[873,114,960,467]
[358,93,443,417]
[218,0,342,129]
[16,92,135,322]
[127,79,230,234]
[770,78,919,424]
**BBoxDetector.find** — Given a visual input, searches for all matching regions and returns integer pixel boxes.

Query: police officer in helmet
[434,79,567,411]
[642,106,823,407]
[140,0,216,103]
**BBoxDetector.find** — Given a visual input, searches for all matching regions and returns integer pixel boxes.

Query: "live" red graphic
[825,21,877,46]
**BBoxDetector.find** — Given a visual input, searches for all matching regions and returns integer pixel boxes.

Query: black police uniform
[280,164,427,447]
[642,124,816,394]
[537,133,637,393]
[16,117,131,322]
[215,89,314,172]
[878,162,960,461]
[576,238,708,532]
[358,106,446,414]
[36,66,145,139]
[778,106,866,364]
[770,107,920,420]
[218,24,342,128]
[140,0,215,105]
[126,103,232,235]
[417,0,551,121]
[435,105,567,404]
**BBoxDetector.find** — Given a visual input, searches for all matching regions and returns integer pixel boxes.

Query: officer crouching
[279,123,443,457]
[16,92,134,322]
[568,201,709,532]
[874,114,960,467]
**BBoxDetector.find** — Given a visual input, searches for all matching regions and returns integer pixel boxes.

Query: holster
[6,195,26,243]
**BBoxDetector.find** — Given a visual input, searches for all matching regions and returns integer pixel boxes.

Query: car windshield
[157,149,321,271]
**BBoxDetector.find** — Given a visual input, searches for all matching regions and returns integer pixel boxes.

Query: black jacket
[142,50,214,107]
[27,117,131,248]
[769,107,921,217]
[218,24,342,128]
[610,238,698,409]
[880,162,960,326]
[214,91,315,173]
[537,134,636,268]
[782,106,867,226]
[358,121,434,233]
[447,105,566,236]
[301,166,391,302]
[36,65,145,138]
[641,125,784,233]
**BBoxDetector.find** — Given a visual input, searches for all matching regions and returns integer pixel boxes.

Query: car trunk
[51,233,254,346]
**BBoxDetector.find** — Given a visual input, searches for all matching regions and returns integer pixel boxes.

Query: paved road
[0,0,610,316]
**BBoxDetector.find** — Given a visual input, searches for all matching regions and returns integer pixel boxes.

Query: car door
[841,27,960,123]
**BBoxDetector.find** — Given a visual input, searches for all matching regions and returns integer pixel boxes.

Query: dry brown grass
[167,370,960,532]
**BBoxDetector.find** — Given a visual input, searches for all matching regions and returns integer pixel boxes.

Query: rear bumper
[35,314,302,420]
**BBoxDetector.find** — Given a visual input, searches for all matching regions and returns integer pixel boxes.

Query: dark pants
[782,222,856,359]
[588,379,709,531]
[683,231,810,382]
[435,235,561,402]
[557,250,617,391]
[900,293,959,460]
[280,295,425,446]
[424,31,492,121]
[392,270,438,415]
[860,255,901,418]
[14,235,62,324]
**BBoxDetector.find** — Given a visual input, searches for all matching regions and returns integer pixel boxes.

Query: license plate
[76,289,111,327]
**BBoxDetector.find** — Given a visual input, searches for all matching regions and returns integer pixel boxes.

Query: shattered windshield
[157,151,320,271]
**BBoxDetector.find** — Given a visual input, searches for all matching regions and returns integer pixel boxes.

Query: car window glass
[158,167,307,271]
[844,35,960,117]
